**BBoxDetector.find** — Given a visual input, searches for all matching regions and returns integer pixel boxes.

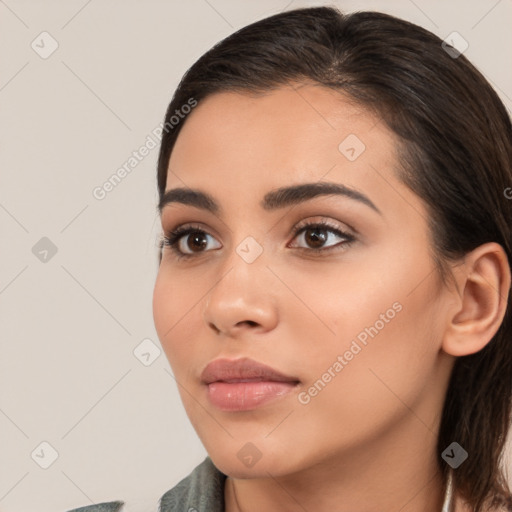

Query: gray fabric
[159,456,226,512]
[66,502,124,512]
[65,456,226,512]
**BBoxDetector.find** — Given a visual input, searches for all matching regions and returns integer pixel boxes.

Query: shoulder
[158,456,227,512]
[64,457,226,512]
[65,501,125,512]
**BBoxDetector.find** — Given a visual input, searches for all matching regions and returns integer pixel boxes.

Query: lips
[201,357,300,385]
[201,357,300,411]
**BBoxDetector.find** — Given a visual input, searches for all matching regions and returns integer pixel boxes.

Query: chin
[207,444,301,480]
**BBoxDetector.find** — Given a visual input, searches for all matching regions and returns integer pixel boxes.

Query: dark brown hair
[156,6,512,510]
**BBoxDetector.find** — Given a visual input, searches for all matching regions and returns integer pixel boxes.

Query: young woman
[68,5,512,512]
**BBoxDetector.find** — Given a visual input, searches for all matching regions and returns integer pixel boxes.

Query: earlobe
[441,242,511,357]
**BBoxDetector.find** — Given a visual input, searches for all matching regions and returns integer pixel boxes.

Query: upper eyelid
[163,214,355,236]
[293,217,354,234]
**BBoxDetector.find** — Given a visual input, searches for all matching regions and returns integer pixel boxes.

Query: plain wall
[1,1,511,511]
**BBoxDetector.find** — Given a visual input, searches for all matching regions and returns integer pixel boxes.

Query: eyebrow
[158,181,382,216]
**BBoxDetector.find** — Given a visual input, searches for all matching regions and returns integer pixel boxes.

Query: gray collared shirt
[66,456,226,512]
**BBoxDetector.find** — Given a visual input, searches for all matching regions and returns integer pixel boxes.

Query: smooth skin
[153,83,510,512]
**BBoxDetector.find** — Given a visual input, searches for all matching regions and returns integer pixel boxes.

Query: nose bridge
[217,221,268,278]
[210,232,268,304]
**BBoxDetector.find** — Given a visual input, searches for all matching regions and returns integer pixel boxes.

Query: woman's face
[153,84,455,478]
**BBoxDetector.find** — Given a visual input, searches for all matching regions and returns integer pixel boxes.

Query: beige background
[1,1,511,511]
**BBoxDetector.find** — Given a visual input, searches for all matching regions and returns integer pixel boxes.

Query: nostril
[209,322,221,334]
[238,320,258,327]
[208,320,259,334]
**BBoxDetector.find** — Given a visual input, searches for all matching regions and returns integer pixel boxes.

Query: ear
[441,242,511,357]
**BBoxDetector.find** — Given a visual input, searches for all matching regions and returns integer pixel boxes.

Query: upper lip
[201,357,300,385]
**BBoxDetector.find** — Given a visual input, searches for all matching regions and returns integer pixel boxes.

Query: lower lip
[206,381,299,411]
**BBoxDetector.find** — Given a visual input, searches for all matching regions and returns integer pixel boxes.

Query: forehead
[168,84,396,182]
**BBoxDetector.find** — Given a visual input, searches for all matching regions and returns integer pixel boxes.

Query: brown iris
[303,227,328,249]
[186,232,208,253]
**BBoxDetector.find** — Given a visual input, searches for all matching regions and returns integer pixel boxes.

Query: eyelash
[160,219,356,261]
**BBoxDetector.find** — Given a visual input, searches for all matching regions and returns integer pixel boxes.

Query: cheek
[294,260,442,428]
[152,270,205,371]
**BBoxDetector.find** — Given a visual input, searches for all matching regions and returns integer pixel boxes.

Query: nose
[202,247,278,338]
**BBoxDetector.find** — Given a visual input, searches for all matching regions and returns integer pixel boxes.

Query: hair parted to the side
[156,6,512,510]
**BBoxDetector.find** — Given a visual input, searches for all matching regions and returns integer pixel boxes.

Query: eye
[161,224,221,260]
[160,219,356,260]
[288,219,356,254]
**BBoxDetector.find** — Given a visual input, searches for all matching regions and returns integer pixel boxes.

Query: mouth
[205,380,300,411]
[201,357,300,411]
